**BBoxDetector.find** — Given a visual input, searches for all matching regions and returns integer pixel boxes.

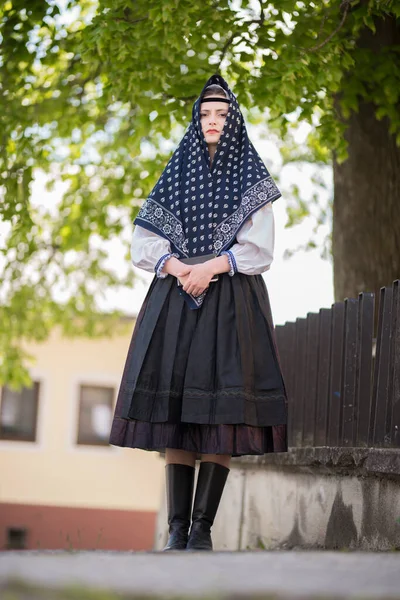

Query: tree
[1,0,399,386]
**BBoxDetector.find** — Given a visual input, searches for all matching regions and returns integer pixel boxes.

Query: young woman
[109,74,288,552]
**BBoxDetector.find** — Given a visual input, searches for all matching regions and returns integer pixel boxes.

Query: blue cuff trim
[221,250,237,277]
[155,252,179,278]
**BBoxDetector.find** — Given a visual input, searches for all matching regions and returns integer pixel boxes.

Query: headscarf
[134,74,281,308]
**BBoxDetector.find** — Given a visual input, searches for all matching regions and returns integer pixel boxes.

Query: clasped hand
[176,263,215,297]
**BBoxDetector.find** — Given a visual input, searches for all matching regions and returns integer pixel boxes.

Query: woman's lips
[206,130,219,134]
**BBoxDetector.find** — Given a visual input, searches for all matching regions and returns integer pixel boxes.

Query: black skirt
[109,272,288,457]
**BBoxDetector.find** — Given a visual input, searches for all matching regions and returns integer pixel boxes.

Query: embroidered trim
[137,177,280,259]
[137,177,280,270]
[183,388,287,402]
[118,387,287,403]
[155,252,179,279]
[213,176,281,253]
[230,251,237,274]
[136,199,188,256]
[221,250,236,276]
[183,288,207,309]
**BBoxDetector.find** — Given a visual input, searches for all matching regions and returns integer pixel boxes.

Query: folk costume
[109,74,288,458]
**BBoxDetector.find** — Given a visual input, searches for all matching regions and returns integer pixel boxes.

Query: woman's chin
[204,134,220,144]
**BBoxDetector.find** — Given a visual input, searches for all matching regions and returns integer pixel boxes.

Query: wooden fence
[275,280,400,448]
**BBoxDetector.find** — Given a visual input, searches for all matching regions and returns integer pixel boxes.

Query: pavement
[1,550,400,599]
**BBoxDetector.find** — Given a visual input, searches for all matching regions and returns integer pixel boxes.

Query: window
[77,385,114,446]
[0,382,40,442]
[7,527,28,550]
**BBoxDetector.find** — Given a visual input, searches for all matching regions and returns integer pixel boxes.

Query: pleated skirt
[109,272,288,457]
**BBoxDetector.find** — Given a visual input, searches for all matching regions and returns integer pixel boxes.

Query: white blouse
[130,201,275,276]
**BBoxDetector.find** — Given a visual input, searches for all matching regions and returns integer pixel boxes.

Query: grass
[2,580,400,600]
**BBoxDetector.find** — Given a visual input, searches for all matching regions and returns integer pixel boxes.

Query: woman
[109,74,288,552]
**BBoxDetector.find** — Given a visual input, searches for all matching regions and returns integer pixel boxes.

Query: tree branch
[114,16,148,25]
[215,2,266,73]
[306,1,352,53]
[258,0,265,26]
[216,31,239,71]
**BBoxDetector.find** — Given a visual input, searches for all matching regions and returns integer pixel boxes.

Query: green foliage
[1,0,399,385]
[0,578,303,600]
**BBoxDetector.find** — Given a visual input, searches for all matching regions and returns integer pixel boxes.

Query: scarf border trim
[134,176,281,258]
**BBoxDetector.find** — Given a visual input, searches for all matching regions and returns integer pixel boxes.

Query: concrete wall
[154,448,400,551]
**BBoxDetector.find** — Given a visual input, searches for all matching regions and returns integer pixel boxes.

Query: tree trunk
[332,14,400,332]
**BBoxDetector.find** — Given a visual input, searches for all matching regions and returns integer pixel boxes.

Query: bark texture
[332,14,400,330]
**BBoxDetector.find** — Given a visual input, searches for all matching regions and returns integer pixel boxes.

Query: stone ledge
[233,446,400,477]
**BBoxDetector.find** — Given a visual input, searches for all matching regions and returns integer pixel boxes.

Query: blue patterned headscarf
[134,74,281,308]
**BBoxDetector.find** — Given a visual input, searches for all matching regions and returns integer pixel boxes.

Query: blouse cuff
[221,250,237,277]
[155,252,179,279]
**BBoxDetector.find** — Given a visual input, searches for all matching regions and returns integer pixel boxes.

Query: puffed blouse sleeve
[222,201,275,276]
[130,225,179,279]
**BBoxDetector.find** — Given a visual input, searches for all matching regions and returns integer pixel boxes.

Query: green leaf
[363,15,376,34]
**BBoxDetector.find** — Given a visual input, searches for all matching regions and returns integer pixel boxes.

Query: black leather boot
[163,463,195,551]
[186,462,230,551]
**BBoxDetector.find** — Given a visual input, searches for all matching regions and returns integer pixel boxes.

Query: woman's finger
[183,278,208,295]
[177,266,192,277]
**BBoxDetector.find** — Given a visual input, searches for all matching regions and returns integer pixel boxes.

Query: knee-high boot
[186,461,230,551]
[163,463,195,551]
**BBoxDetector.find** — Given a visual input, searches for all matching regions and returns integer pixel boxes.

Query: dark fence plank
[303,312,320,446]
[292,318,307,447]
[275,324,290,445]
[388,280,400,448]
[355,292,374,447]
[327,302,345,446]
[371,286,393,446]
[281,322,297,448]
[315,308,332,446]
[275,325,286,376]
[284,322,297,402]
[341,298,358,446]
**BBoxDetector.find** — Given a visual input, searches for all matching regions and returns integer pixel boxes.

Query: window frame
[0,381,40,443]
[76,383,115,447]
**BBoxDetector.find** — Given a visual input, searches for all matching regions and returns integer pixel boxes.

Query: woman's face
[200,99,229,145]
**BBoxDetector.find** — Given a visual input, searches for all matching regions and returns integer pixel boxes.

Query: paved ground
[1,550,400,599]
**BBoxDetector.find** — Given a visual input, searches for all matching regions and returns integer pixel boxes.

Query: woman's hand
[178,263,215,297]
[162,257,191,278]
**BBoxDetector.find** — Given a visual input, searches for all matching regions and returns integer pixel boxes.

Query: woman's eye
[200,113,227,118]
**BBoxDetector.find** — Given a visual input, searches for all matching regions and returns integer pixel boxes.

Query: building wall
[0,322,165,551]
[0,504,157,551]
